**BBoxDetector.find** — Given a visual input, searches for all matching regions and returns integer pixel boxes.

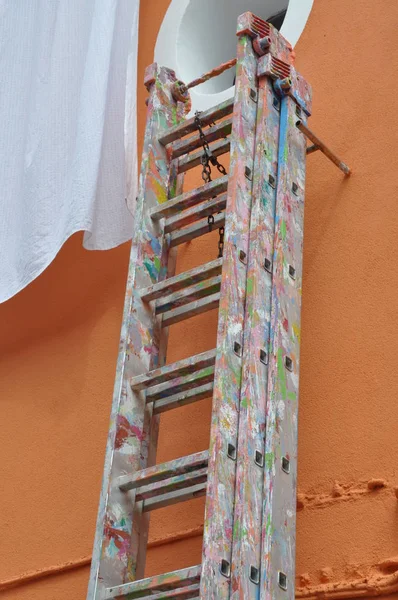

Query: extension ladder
[88,12,350,600]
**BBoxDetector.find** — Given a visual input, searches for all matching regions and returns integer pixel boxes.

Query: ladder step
[140,258,222,302]
[150,177,228,221]
[130,349,216,392]
[128,584,199,600]
[157,277,221,315]
[137,467,208,503]
[146,366,215,403]
[170,212,225,248]
[105,565,201,599]
[143,482,206,512]
[170,118,232,159]
[165,194,227,234]
[158,97,234,146]
[153,382,213,414]
[179,138,230,174]
[162,293,220,327]
[117,450,209,492]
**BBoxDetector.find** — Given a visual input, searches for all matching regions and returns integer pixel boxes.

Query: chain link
[218,226,225,259]
[194,111,227,257]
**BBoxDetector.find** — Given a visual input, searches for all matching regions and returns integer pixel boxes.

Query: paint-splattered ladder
[88,12,350,600]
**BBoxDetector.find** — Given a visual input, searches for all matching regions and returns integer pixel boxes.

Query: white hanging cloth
[0,0,139,302]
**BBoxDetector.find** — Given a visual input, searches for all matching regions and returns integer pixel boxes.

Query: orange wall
[1,1,398,598]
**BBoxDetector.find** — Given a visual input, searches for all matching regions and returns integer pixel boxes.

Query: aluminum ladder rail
[88,11,350,600]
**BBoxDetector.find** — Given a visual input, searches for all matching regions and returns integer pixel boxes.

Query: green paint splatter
[266,513,274,536]
[153,256,161,274]
[277,348,287,400]
[281,220,287,241]
[233,519,240,538]
[169,178,177,198]
[143,259,158,282]
[265,452,274,470]
[284,143,289,163]
[246,277,253,295]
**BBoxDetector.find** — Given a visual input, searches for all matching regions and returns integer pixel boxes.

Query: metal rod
[185,58,237,91]
[306,144,319,155]
[296,120,351,175]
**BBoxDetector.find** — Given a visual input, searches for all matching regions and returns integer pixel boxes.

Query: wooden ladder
[87,11,350,600]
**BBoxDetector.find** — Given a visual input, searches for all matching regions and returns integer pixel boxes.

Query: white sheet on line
[0,0,139,302]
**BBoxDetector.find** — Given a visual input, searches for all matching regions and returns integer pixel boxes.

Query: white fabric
[0,0,139,302]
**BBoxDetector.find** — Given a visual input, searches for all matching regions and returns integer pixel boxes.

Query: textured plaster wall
[0,1,398,598]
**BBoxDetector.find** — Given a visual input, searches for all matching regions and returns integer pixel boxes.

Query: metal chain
[218,226,225,259]
[194,111,227,256]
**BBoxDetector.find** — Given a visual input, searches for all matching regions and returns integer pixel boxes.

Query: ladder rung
[170,118,232,159]
[179,138,230,174]
[150,177,228,222]
[137,467,208,503]
[158,97,234,146]
[162,293,220,328]
[170,212,225,247]
[130,349,216,392]
[129,584,200,600]
[117,450,209,492]
[143,482,207,512]
[105,565,201,599]
[165,194,227,234]
[146,366,215,403]
[153,382,213,414]
[140,258,222,302]
[157,277,221,314]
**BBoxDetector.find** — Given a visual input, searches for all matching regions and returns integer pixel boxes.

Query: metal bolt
[278,571,288,590]
[255,451,264,468]
[264,258,272,273]
[250,88,258,102]
[289,265,296,280]
[282,456,290,474]
[259,36,271,52]
[285,356,293,371]
[227,443,237,461]
[273,97,281,111]
[250,566,260,584]
[268,174,276,188]
[260,349,268,365]
[234,341,242,357]
[245,166,252,180]
[220,559,231,578]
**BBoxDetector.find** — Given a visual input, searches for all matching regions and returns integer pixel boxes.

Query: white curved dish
[155,0,314,113]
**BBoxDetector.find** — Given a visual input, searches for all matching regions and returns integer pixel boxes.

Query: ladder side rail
[200,15,260,600]
[229,70,282,597]
[259,75,312,599]
[131,157,185,579]
[87,64,185,599]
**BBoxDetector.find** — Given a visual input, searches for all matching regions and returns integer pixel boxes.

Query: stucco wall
[1,1,398,598]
